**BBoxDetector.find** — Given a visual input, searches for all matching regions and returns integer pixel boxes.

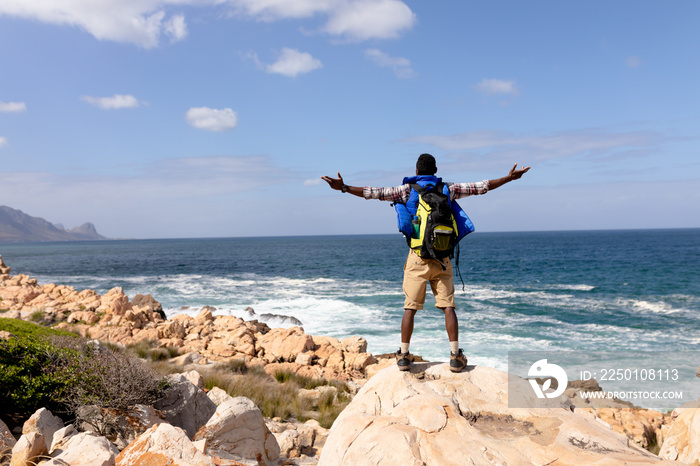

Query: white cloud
[365,48,414,78]
[164,14,188,43]
[0,0,414,48]
[324,0,415,40]
[267,48,323,77]
[625,55,642,68]
[230,0,415,41]
[0,101,27,113]
[0,137,7,148]
[476,78,519,96]
[186,107,239,132]
[303,178,322,186]
[81,94,141,110]
[0,0,192,48]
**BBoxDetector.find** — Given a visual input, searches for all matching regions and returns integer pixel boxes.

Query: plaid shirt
[362,180,490,203]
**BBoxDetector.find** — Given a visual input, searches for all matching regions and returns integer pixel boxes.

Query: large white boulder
[10,408,65,466]
[154,373,217,438]
[319,363,678,465]
[44,431,118,466]
[116,422,214,466]
[659,399,700,463]
[194,397,280,466]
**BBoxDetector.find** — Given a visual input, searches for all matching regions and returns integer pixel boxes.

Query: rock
[194,397,280,466]
[340,336,367,354]
[343,352,377,372]
[162,319,187,340]
[44,431,119,466]
[10,432,44,466]
[364,358,395,379]
[0,418,15,460]
[154,373,217,439]
[49,425,77,452]
[296,352,315,366]
[21,408,64,452]
[299,386,338,409]
[257,327,314,362]
[195,307,214,325]
[170,351,210,366]
[267,419,328,463]
[96,287,132,316]
[659,399,700,462]
[131,293,165,319]
[183,370,205,390]
[67,310,100,325]
[116,422,215,466]
[565,379,672,450]
[207,386,233,406]
[319,363,675,465]
[0,255,10,277]
[258,313,303,326]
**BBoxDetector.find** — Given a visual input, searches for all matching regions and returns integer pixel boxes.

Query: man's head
[416,153,437,175]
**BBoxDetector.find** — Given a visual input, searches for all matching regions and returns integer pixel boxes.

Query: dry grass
[0,445,10,466]
[198,365,351,428]
[125,340,179,362]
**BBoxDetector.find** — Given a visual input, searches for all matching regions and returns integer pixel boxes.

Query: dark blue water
[2,229,699,369]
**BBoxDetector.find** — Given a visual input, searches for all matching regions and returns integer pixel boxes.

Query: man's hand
[508,163,531,181]
[488,163,531,190]
[321,172,345,191]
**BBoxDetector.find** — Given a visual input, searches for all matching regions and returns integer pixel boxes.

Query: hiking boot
[396,349,412,371]
[450,349,468,373]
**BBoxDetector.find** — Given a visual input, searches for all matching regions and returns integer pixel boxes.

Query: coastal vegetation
[0,318,168,430]
[0,317,351,437]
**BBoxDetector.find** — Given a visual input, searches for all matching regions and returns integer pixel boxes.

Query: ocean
[2,229,699,410]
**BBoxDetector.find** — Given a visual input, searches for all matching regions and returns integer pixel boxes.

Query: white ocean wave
[630,299,680,315]
[545,284,597,291]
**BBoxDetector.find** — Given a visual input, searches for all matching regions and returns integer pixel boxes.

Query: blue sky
[1,1,698,239]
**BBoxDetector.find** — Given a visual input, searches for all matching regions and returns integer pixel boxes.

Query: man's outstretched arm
[488,164,531,190]
[321,172,365,198]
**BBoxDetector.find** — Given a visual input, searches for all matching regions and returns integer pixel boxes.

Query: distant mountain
[0,206,107,242]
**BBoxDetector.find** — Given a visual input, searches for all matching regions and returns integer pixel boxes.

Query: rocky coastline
[1,255,699,465]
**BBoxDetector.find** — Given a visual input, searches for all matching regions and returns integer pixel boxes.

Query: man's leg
[401,308,417,345]
[399,251,427,370]
[396,309,416,371]
[443,306,458,343]
[443,306,467,372]
[432,259,467,372]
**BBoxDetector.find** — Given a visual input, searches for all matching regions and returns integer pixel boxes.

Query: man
[322,154,530,372]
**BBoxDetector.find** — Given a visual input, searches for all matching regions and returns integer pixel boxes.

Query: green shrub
[0,335,78,419]
[0,318,75,339]
[0,326,169,429]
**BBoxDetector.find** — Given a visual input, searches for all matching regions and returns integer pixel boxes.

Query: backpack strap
[410,181,443,195]
[410,183,425,195]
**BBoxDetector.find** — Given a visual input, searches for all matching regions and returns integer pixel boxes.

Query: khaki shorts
[403,249,456,310]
